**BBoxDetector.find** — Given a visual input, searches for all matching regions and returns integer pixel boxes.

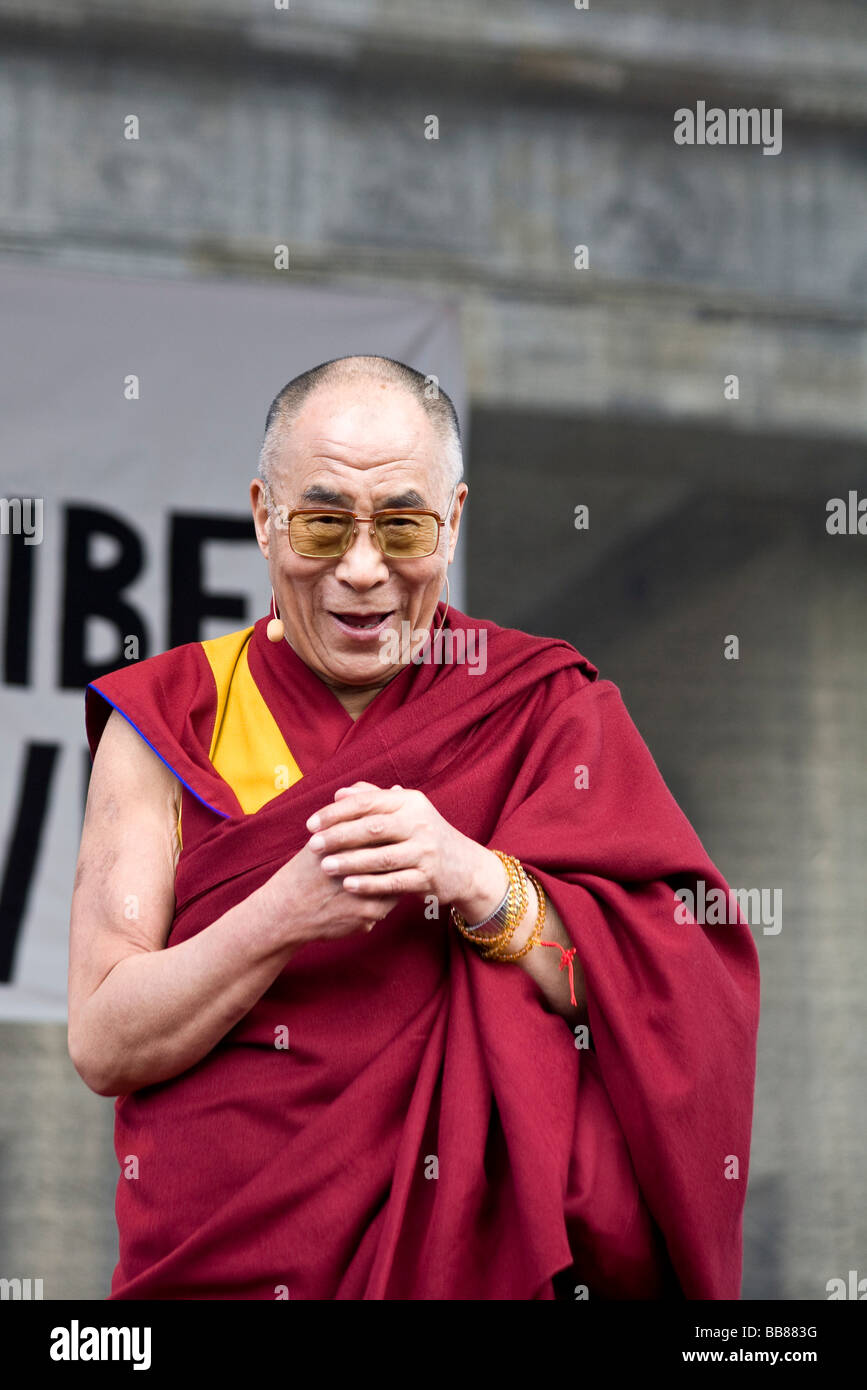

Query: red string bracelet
[539,940,578,1007]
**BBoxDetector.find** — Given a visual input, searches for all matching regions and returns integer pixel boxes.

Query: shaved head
[258,355,463,495]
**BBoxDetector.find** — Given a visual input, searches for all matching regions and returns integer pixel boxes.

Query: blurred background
[1,0,865,1300]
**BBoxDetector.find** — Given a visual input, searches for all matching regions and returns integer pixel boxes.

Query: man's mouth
[329,610,395,638]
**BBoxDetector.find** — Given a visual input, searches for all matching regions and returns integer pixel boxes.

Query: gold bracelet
[451,852,527,953]
[472,857,527,955]
[451,852,526,951]
[482,871,547,963]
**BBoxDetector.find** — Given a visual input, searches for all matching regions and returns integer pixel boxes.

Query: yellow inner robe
[177,626,304,847]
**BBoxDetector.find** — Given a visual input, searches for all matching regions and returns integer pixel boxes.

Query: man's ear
[447,483,467,562]
[250,478,271,557]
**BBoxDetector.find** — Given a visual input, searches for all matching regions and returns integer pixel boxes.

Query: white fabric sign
[0,261,466,1018]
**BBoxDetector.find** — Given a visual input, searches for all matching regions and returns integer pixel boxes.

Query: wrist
[258,857,309,951]
[449,843,509,927]
[451,849,537,955]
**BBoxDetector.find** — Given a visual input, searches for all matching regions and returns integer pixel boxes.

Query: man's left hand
[304,781,501,915]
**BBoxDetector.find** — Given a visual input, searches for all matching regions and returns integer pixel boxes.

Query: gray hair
[258,356,463,510]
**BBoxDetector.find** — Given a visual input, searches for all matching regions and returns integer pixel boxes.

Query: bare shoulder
[71,708,181,942]
[84,708,181,849]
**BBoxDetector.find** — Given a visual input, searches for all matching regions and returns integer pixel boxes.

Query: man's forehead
[270,444,445,501]
[267,377,452,498]
[273,415,446,498]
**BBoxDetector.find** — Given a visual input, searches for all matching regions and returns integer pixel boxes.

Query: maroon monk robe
[84,604,760,1300]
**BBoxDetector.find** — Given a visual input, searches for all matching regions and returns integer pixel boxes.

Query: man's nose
[334,522,390,585]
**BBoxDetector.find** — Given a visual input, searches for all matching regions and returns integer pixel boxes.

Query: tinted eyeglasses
[271,485,457,559]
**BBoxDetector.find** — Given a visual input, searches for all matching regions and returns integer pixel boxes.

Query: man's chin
[319,660,402,693]
[311,635,404,690]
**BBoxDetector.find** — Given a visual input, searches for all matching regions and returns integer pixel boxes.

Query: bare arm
[68,710,396,1096]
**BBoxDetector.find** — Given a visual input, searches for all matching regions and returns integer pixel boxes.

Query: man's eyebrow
[378,489,428,509]
[299,485,430,509]
[300,485,353,506]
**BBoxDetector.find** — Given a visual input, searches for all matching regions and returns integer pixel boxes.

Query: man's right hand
[267,840,400,947]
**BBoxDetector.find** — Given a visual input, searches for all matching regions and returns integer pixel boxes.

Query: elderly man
[69,355,759,1301]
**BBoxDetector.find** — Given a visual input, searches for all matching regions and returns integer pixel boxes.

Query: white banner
[0,261,466,1019]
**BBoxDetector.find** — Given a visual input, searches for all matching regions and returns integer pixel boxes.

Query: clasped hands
[296,781,583,1023]
[304,780,503,925]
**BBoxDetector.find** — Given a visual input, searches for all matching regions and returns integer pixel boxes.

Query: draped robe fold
[84,605,760,1301]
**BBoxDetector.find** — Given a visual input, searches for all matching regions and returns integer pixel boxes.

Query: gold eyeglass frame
[267,483,458,560]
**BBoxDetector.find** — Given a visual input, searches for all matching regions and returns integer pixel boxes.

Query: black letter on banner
[3,530,35,686]
[0,743,59,982]
[60,506,148,688]
[169,515,253,647]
